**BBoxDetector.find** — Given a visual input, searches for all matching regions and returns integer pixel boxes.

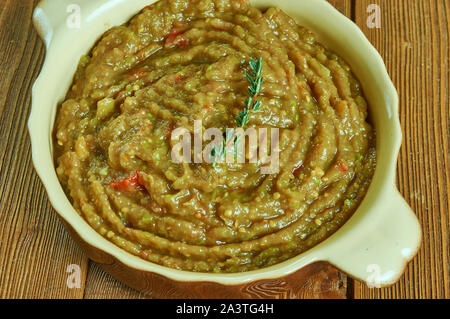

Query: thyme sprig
[236,57,264,127]
[210,57,264,164]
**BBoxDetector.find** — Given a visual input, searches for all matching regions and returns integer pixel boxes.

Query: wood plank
[328,0,352,18]
[0,0,89,299]
[83,262,147,299]
[353,0,449,298]
[5,0,447,299]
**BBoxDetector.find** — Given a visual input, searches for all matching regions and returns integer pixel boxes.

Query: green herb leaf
[211,57,264,165]
[236,57,264,128]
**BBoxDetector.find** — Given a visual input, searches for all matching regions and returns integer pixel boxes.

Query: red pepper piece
[165,27,189,48]
[338,162,347,173]
[168,28,185,38]
[165,29,184,46]
[175,38,190,48]
[174,74,184,83]
[110,171,145,192]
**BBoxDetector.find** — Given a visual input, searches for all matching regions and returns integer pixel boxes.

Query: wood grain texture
[352,0,449,299]
[327,0,352,18]
[0,0,447,299]
[0,0,89,299]
[83,261,148,299]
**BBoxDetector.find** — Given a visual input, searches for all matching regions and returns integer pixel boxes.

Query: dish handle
[325,189,421,287]
[33,0,83,49]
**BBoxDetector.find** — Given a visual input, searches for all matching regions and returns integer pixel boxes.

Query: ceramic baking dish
[30,0,421,297]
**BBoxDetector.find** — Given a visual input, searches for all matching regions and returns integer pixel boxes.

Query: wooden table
[0,0,448,299]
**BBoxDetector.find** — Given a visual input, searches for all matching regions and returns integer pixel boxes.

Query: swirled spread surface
[55,0,376,272]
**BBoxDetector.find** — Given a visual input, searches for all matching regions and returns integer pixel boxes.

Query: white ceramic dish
[30,0,421,293]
